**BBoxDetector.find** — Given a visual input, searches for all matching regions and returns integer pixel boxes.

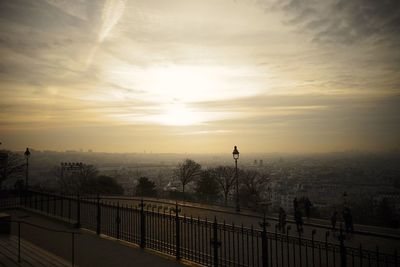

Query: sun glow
[104,64,262,126]
[153,103,204,126]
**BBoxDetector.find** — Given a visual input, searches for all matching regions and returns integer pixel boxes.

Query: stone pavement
[4,209,184,267]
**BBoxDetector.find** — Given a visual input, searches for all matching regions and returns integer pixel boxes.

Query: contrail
[86,0,126,67]
[98,0,126,42]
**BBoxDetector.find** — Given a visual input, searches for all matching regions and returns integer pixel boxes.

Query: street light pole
[232,146,240,212]
[24,148,31,188]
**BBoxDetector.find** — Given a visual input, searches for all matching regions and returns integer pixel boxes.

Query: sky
[0,0,399,153]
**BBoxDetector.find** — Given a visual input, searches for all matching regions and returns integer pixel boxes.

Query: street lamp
[232,145,240,212]
[24,147,31,188]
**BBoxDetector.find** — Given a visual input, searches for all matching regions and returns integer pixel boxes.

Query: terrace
[1,189,399,267]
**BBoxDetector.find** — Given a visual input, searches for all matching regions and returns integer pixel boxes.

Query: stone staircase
[0,235,72,267]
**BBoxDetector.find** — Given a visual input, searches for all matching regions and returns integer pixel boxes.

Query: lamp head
[232,145,239,160]
[24,147,31,159]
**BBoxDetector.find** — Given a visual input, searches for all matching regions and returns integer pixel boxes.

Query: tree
[375,198,398,228]
[173,159,202,196]
[136,177,157,197]
[195,170,220,202]
[239,169,270,208]
[81,175,124,195]
[57,164,99,194]
[0,150,25,188]
[212,166,236,205]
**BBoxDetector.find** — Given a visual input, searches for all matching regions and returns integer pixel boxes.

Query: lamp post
[232,146,240,212]
[24,147,31,188]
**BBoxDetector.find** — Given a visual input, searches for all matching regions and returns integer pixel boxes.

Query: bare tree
[239,169,270,208]
[56,164,98,194]
[0,150,25,188]
[173,159,202,195]
[212,166,236,205]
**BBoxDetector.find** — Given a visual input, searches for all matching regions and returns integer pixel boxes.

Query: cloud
[1,0,399,152]
[259,0,400,46]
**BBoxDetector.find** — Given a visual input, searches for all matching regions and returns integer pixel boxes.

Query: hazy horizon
[1,0,399,153]
[2,146,399,156]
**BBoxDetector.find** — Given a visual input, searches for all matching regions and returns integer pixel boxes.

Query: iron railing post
[40,192,43,212]
[173,202,181,260]
[18,221,21,263]
[116,201,121,239]
[75,194,81,228]
[140,199,146,248]
[211,216,221,267]
[68,196,71,220]
[287,225,292,267]
[96,194,101,235]
[259,216,269,267]
[60,193,63,217]
[339,227,347,267]
[34,191,37,210]
[376,246,380,267]
[299,231,303,267]
[24,187,27,207]
[325,231,330,265]
[311,229,316,267]
[72,232,75,267]
[53,194,56,215]
[19,188,23,207]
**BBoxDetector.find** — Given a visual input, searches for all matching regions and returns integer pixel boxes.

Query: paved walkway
[5,209,184,267]
[0,235,71,266]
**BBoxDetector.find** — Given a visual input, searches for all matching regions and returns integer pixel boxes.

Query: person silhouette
[279,207,286,233]
[331,210,338,230]
[294,208,303,233]
[304,197,312,219]
[343,207,354,233]
[293,197,298,213]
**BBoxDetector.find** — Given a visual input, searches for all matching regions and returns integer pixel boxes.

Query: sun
[104,64,261,126]
[153,103,205,126]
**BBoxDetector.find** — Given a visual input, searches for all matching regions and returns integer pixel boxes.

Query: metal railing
[1,189,399,267]
[0,219,79,266]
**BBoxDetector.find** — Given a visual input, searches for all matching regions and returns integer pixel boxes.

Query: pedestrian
[304,197,312,219]
[343,207,354,233]
[330,210,338,230]
[294,208,303,233]
[347,208,354,232]
[293,197,298,213]
[279,207,286,233]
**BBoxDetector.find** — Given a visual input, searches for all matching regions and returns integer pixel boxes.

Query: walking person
[343,207,354,233]
[293,197,298,214]
[331,210,338,230]
[304,197,312,219]
[279,207,286,233]
[294,208,303,233]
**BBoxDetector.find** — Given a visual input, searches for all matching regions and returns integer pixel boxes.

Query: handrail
[2,190,400,266]
[81,194,400,240]
[14,189,400,240]
[3,219,80,234]
[0,219,79,266]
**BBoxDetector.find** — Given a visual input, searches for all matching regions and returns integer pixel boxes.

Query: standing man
[304,197,312,219]
[294,208,303,233]
[330,210,338,230]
